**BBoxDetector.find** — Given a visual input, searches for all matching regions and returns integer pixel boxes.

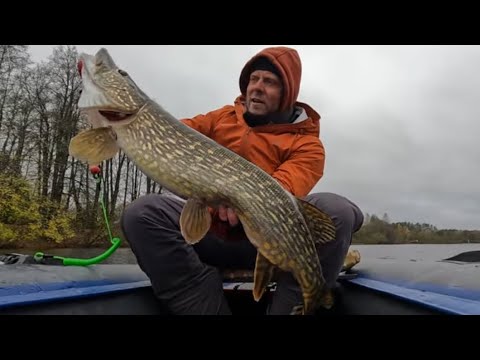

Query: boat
[1,244,479,315]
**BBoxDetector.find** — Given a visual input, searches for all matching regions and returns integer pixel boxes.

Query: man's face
[246,70,283,116]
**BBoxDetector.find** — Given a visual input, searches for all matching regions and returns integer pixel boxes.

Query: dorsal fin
[296,198,337,245]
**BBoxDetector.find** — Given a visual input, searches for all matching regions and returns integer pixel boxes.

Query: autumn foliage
[0,174,75,247]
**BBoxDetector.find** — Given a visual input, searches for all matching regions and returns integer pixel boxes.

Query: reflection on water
[1,247,138,264]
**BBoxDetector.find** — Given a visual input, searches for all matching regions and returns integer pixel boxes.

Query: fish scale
[69,48,337,314]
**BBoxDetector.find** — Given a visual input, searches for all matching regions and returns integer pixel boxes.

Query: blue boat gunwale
[0,279,152,310]
[0,278,262,310]
[347,277,480,315]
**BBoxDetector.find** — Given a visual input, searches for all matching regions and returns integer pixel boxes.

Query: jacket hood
[239,47,302,113]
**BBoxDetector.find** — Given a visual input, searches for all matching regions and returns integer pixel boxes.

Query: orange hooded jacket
[180,47,325,240]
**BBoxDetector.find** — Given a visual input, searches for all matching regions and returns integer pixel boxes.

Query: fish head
[77,48,149,129]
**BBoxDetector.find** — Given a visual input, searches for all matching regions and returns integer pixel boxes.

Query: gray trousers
[121,192,364,315]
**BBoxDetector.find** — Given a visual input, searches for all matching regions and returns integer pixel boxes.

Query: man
[121,46,364,315]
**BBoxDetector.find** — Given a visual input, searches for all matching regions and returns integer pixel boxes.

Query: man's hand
[218,205,239,227]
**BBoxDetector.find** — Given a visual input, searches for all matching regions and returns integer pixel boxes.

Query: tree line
[352,213,480,244]
[0,45,476,249]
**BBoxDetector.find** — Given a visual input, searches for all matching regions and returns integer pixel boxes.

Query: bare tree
[0,45,30,132]
[48,46,82,204]
[0,45,31,174]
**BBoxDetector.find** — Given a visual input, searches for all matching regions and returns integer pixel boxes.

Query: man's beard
[244,109,294,127]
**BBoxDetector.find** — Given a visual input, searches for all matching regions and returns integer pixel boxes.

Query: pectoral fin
[69,127,120,165]
[179,198,211,244]
[253,252,276,302]
[296,198,337,245]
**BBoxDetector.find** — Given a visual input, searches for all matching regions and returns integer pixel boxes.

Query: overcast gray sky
[29,45,480,230]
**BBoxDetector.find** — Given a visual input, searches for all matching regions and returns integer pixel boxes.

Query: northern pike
[69,48,337,315]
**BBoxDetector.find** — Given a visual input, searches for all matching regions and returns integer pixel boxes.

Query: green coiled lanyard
[34,165,121,266]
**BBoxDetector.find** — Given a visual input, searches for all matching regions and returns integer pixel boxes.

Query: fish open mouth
[98,110,133,122]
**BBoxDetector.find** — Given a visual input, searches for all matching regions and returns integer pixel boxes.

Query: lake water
[2,243,480,265]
